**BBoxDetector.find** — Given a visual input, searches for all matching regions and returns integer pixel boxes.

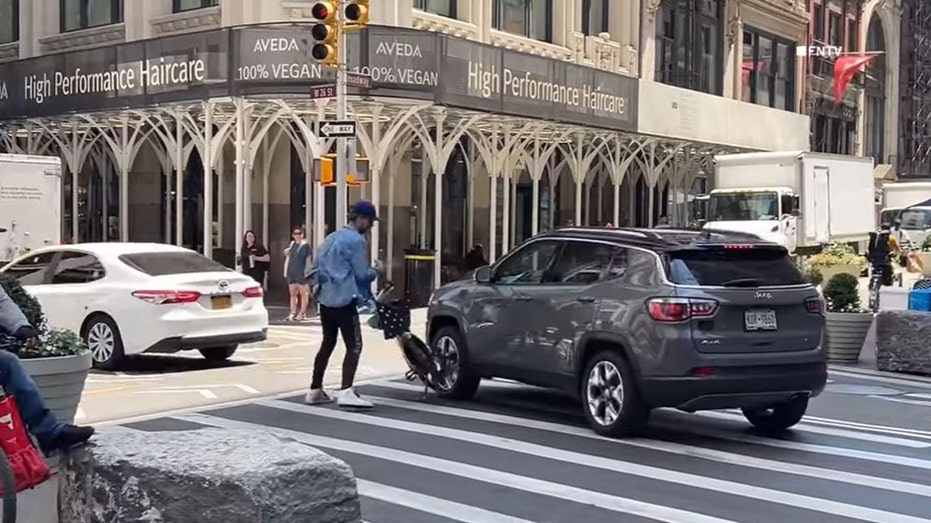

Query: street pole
[335,0,348,228]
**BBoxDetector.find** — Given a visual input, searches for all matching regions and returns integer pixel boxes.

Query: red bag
[0,395,51,493]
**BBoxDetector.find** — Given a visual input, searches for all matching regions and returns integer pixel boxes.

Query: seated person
[0,286,94,455]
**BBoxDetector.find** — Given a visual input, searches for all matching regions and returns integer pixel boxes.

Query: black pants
[311,303,363,390]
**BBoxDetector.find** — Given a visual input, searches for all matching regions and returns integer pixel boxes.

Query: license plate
[211,295,232,310]
[745,309,777,331]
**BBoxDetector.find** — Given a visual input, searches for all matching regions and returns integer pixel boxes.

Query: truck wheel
[83,315,125,371]
[742,396,808,432]
[430,326,480,400]
[581,350,649,437]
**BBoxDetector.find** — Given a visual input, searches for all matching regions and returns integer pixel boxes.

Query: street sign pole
[335,0,349,227]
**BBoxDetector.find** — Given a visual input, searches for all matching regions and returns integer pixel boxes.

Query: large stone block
[58,428,362,523]
[875,310,931,375]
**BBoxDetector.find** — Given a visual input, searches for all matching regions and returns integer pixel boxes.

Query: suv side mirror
[474,265,493,284]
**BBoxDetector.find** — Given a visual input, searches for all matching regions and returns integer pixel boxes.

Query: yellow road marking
[83,385,136,396]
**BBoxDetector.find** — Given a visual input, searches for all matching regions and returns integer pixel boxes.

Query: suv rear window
[119,252,231,276]
[665,247,805,287]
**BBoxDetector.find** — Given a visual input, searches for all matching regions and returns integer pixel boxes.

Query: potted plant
[822,273,872,362]
[0,275,91,425]
[802,266,824,289]
[808,242,868,285]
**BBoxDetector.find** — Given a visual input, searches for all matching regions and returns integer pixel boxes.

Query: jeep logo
[754,291,773,299]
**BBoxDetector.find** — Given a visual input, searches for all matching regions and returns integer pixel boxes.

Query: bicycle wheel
[0,449,17,523]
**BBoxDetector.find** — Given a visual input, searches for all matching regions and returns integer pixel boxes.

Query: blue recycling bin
[908,288,931,312]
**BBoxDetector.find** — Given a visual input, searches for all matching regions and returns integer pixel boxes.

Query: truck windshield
[899,208,931,230]
[708,192,779,221]
[880,209,902,227]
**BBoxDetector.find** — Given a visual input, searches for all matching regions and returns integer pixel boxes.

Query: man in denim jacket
[306,200,381,408]
[0,285,94,454]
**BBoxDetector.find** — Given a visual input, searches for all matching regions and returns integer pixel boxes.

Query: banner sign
[0,24,638,132]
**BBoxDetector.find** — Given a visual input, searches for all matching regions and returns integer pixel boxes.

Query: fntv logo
[796,45,844,57]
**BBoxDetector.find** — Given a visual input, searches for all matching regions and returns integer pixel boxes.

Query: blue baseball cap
[351,200,378,221]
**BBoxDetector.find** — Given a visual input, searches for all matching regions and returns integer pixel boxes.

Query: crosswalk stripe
[256,398,931,523]
[829,369,931,390]
[359,393,931,499]
[179,413,741,523]
[356,479,537,523]
[795,414,931,439]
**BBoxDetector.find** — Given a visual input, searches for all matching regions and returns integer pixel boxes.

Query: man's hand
[13,325,37,343]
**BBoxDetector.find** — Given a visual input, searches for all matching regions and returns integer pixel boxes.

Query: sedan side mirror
[474,265,493,284]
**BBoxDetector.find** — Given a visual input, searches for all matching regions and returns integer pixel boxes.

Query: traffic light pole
[335,7,349,227]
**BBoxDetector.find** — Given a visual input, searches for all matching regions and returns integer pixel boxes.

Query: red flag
[833,54,877,103]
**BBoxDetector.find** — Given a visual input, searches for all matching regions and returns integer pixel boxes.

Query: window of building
[847,18,857,51]
[414,0,457,18]
[828,12,842,45]
[655,0,724,95]
[864,15,886,162]
[582,0,608,35]
[493,0,552,42]
[742,27,796,111]
[173,0,218,12]
[60,0,123,32]
[813,3,824,41]
[0,0,18,44]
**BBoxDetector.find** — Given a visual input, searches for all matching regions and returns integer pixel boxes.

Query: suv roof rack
[538,226,772,252]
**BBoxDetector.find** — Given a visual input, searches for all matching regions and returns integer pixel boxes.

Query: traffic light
[344,0,369,27]
[314,154,370,186]
[310,1,339,66]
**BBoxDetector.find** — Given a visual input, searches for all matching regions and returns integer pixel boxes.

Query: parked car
[426,227,827,437]
[0,243,269,370]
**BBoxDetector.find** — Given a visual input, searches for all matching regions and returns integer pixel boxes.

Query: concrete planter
[915,252,931,277]
[824,312,873,362]
[21,351,92,424]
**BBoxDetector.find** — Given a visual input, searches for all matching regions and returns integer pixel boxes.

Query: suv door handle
[576,296,595,303]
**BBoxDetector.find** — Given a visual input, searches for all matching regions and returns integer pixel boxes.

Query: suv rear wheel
[430,325,481,400]
[741,396,809,432]
[581,350,649,437]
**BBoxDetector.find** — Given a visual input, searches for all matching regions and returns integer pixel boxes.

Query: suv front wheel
[741,396,809,432]
[581,350,649,437]
[430,325,481,400]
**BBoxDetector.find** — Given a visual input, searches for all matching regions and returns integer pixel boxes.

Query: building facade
[0,0,809,294]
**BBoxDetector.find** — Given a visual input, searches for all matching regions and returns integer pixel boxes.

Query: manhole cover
[826,384,903,396]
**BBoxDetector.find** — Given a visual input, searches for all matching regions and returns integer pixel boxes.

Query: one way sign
[317,120,356,138]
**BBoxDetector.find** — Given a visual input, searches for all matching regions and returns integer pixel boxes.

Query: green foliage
[823,273,864,313]
[921,235,931,253]
[803,266,824,287]
[0,275,87,359]
[809,242,868,272]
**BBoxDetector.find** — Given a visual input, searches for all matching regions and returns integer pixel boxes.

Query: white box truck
[0,154,62,263]
[879,181,931,249]
[703,151,875,253]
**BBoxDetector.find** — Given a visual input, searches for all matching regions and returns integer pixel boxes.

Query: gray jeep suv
[426,227,827,437]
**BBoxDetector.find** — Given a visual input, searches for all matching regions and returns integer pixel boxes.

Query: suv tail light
[805,297,824,315]
[132,290,201,305]
[242,286,263,298]
[647,298,718,322]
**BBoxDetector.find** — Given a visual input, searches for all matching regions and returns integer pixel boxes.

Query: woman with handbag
[284,226,313,321]
[241,230,270,289]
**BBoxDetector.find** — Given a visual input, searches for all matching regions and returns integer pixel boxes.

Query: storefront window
[173,0,218,12]
[0,0,18,44]
[742,27,796,111]
[582,0,608,35]
[413,0,456,18]
[654,0,723,96]
[60,0,123,32]
[493,0,552,42]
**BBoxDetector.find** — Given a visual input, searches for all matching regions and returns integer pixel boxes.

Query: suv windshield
[119,252,231,276]
[666,247,805,287]
[708,191,779,221]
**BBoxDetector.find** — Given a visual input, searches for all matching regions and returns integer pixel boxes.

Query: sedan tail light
[647,298,718,322]
[132,290,202,305]
[242,286,264,298]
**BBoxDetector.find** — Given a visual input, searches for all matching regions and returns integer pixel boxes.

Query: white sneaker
[305,388,332,405]
[285,314,295,322]
[337,388,373,409]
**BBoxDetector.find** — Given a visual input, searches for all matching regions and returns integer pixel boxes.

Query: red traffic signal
[311,1,337,22]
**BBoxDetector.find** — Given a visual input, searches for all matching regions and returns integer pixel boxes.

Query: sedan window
[2,252,56,285]
[119,252,230,276]
[51,251,106,284]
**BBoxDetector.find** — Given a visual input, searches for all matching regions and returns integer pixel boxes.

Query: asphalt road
[117,368,931,523]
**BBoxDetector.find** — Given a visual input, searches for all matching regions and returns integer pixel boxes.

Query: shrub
[803,266,824,287]
[823,273,863,313]
[0,275,87,358]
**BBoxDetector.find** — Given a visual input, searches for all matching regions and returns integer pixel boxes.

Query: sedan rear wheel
[84,315,125,371]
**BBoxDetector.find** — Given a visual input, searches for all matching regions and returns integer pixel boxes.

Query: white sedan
[0,243,269,370]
